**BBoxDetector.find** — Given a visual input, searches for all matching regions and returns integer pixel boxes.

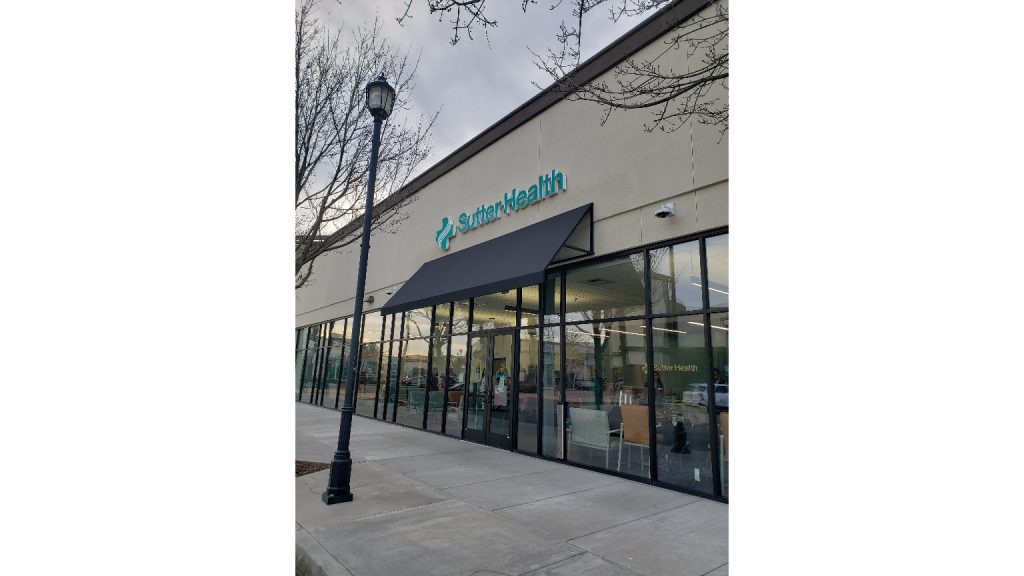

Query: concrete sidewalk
[296,403,728,576]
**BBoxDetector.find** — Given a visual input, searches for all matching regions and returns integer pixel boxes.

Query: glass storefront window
[544,272,561,324]
[471,291,517,331]
[396,338,429,427]
[649,240,703,314]
[517,328,541,453]
[541,326,562,458]
[307,323,323,348]
[433,303,452,336]
[705,234,729,308]
[651,314,713,494]
[302,348,317,403]
[295,350,305,399]
[564,319,649,478]
[520,286,541,327]
[329,319,345,344]
[363,313,385,342]
[426,336,448,433]
[321,346,341,409]
[383,340,400,421]
[452,300,470,334]
[445,334,468,436]
[293,230,727,500]
[355,341,381,417]
[710,312,728,497]
[565,254,646,322]
[403,307,433,340]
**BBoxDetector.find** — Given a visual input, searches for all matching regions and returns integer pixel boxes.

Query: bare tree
[296,0,438,289]
[397,0,727,133]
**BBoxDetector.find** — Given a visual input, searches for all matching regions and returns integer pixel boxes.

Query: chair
[447,391,463,411]
[408,389,425,414]
[568,407,621,469]
[719,411,729,459]
[619,405,651,474]
[428,391,444,412]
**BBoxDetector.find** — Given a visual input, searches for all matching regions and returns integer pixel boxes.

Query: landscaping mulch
[296,460,330,477]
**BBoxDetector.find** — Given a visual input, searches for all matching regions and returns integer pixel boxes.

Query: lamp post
[323,74,395,505]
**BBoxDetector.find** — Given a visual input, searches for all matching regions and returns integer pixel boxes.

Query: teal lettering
[458,212,470,232]
[526,185,538,204]
[504,189,517,213]
[551,169,565,192]
[517,189,528,208]
[486,204,495,221]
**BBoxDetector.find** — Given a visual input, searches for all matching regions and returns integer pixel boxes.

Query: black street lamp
[322,74,396,505]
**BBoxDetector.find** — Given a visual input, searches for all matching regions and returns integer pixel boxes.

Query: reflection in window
[520,286,541,327]
[471,291,518,331]
[322,344,342,409]
[396,338,429,427]
[564,319,649,478]
[306,324,321,349]
[302,348,317,403]
[382,339,400,421]
[711,312,728,497]
[517,328,541,453]
[362,313,386,343]
[426,336,448,432]
[295,350,304,400]
[544,272,561,324]
[329,319,346,344]
[452,300,470,334]
[542,326,562,458]
[705,234,729,308]
[565,255,646,322]
[403,307,433,340]
[354,341,381,417]
[651,314,713,494]
[433,303,452,336]
[649,240,703,314]
[445,334,467,436]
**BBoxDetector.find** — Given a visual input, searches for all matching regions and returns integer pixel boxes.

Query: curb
[296,524,354,576]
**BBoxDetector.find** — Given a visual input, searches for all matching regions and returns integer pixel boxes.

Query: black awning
[381,203,593,316]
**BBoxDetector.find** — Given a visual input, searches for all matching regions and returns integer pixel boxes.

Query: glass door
[464,330,514,449]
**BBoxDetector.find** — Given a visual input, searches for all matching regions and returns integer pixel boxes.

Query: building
[296,0,728,501]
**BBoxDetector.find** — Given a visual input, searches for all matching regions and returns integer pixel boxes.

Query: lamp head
[365,74,395,119]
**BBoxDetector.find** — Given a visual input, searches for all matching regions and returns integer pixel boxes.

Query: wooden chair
[619,405,651,474]
[719,412,729,459]
[447,391,463,411]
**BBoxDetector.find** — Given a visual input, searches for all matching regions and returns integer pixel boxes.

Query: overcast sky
[316,0,652,177]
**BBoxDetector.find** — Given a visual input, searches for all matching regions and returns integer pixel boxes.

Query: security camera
[654,202,676,218]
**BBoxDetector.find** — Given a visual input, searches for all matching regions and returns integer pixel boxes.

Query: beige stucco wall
[296,7,728,327]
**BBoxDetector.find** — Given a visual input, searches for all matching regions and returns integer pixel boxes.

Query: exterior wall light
[655,202,676,218]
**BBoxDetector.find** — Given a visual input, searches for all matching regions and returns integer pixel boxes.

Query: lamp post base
[321,455,355,505]
[321,490,354,504]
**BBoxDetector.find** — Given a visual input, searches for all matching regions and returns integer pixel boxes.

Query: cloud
[314,0,650,177]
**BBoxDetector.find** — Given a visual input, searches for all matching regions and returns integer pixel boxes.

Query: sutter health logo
[434,169,566,251]
[435,216,455,250]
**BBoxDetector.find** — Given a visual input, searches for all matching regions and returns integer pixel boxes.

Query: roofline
[336,0,710,241]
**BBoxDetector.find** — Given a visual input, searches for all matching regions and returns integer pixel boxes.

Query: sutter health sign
[435,169,566,251]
